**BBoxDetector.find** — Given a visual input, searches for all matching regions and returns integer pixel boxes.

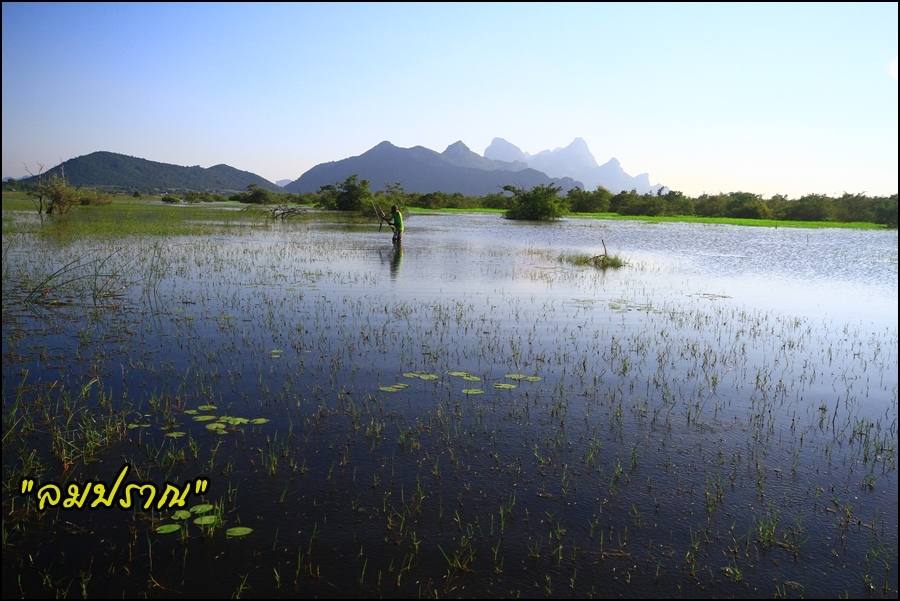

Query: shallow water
[2,213,897,598]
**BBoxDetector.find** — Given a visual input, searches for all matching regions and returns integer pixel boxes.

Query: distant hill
[440,141,529,172]
[19,151,281,193]
[485,137,662,194]
[285,141,580,195]
[275,179,293,188]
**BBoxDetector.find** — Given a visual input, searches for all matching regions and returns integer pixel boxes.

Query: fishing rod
[371,199,390,232]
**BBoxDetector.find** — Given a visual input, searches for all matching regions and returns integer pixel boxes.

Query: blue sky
[2,2,897,196]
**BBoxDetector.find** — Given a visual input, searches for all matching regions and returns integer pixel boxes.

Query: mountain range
[18,151,282,193]
[13,139,661,196]
[284,141,580,195]
[485,137,660,194]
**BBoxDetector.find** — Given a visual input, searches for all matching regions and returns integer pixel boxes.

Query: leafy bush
[504,184,567,220]
[37,176,79,215]
[725,192,771,219]
[567,186,612,213]
[78,189,113,206]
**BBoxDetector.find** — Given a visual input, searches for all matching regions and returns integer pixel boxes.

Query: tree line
[7,174,896,226]
[284,176,897,226]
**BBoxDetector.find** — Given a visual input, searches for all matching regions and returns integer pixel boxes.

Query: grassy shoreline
[3,192,890,234]
[409,206,888,229]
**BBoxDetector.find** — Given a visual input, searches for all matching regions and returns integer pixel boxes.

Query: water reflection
[390,243,403,279]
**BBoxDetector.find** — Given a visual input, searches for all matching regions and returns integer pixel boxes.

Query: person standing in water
[389,205,404,244]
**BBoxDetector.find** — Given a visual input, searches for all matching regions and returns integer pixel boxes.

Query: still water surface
[2,214,896,598]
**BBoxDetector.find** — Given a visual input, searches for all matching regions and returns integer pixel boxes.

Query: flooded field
[2,212,897,598]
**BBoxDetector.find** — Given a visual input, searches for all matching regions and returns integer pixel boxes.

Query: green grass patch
[407,203,886,229]
[2,191,269,238]
[407,206,506,215]
[566,211,885,230]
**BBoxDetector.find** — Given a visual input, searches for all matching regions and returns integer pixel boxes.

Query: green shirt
[391,210,404,232]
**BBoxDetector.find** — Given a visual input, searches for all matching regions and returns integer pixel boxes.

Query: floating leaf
[403,371,438,381]
[226,526,254,537]
[194,515,219,526]
[198,404,217,411]
[379,382,408,392]
[156,524,181,534]
[205,423,226,431]
[250,418,269,425]
[172,510,192,520]
[184,409,198,415]
[493,383,517,390]
[270,349,283,358]
[218,416,250,426]
[165,431,186,438]
[505,373,541,382]
[189,504,214,514]
[462,389,484,395]
[448,371,469,377]
[193,415,217,422]
[462,375,481,382]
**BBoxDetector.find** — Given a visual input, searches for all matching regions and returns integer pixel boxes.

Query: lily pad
[403,371,439,381]
[219,416,250,426]
[184,409,198,415]
[250,418,269,425]
[448,371,470,377]
[156,524,181,534]
[193,515,219,526]
[226,526,254,537]
[127,423,150,430]
[189,503,214,514]
[198,404,217,411]
[505,373,541,382]
[462,388,485,395]
[379,383,408,393]
[193,415,217,422]
[493,383,517,390]
[165,431,186,438]
[205,422,226,431]
[462,375,481,382]
[172,510,192,520]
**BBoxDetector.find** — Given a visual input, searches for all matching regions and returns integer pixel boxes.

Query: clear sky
[2,2,897,196]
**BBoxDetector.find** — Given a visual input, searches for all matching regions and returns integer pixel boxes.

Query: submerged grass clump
[559,252,625,269]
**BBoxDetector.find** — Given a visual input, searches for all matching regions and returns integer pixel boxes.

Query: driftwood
[268,205,308,220]
[584,239,611,266]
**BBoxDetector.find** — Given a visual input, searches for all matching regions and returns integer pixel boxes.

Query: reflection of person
[390,244,403,279]
[389,205,404,244]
